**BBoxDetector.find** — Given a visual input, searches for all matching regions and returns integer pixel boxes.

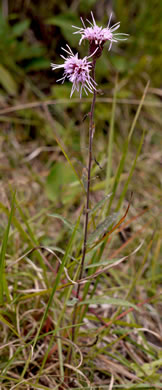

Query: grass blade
[117,129,145,210]
[106,75,118,193]
[32,208,82,351]
[107,81,149,214]
[0,191,15,303]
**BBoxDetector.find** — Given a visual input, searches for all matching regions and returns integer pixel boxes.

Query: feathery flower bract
[51,45,97,98]
[73,12,128,51]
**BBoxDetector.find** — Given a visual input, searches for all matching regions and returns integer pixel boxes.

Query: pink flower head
[51,45,97,98]
[72,12,128,52]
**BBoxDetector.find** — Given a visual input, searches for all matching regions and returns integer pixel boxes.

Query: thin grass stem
[70,59,97,354]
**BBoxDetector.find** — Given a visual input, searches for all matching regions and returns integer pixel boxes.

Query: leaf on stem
[87,212,118,245]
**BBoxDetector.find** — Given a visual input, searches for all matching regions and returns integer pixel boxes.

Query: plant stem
[71,60,97,344]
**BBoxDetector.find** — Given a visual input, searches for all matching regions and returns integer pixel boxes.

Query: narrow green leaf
[15,198,48,286]
[117,130,145,210]
[89,194,112,216]
[31,208,82,353]
[66,298,79,306]
[87,212,118,245]
[106,75,118,193]
[0,201,34,244]
[79,297,138,310]
[107,81,149,214]
[0,64,17,95]
[85,259,119,268]
[0,314,19,337]
[0,192,15,303]
[11,19,30,37]
[48,213,81,234]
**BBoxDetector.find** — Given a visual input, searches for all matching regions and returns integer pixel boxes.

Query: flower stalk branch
[71,59,97,344]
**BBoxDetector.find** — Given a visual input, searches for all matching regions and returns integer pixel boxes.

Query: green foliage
[46,12,80,46]
[87,212,118,245]
[0,192,15,303]
[45,161,79,203]
[0,12,49,94]
[0,63,17,95]
[79,297,139,310]
[115,0,162,85]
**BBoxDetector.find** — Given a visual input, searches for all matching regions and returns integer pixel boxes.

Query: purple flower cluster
[51,45,97,98]
[51,12,128,97]
[73,12,128,51]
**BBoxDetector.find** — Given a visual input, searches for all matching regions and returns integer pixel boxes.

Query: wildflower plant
[51,12,128,96]
[51,11,128,355]
[51,45,97,97]
[73,12,129,52]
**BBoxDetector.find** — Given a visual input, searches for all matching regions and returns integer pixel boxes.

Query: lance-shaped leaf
[87,212,118,245]
[89,193,112,216]
[48,213,81,234]
[79,297,138,311]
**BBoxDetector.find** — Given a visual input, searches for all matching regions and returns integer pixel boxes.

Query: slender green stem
[71,60,97,345]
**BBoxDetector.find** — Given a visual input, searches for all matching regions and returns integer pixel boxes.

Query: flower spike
[51,44,97,98]
[72,12,128,52]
